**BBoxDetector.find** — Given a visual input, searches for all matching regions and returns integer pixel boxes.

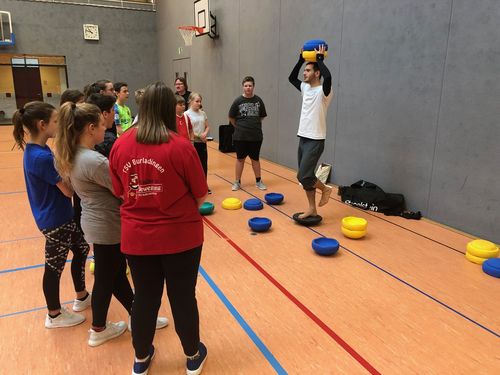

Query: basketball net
[178,26,204,46]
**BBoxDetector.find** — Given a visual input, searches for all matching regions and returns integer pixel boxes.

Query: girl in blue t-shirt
[12,102,90,329]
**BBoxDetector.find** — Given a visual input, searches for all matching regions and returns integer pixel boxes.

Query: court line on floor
[0,190,25,195]
[0,263,287,374]
[207,145,466,255]
[210,173,500,340]
[0,235,43,244]
[0,257,94,274]
[203,217,381,375]
[199,266,287,374]
[0,301,73,319]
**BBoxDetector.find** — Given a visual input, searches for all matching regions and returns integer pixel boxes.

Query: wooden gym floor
[0,125,498,374]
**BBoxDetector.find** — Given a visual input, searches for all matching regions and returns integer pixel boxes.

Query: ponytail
[12,102,55,150]
[55,102,101,180]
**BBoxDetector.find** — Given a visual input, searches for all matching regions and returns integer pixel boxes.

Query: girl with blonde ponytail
[55,102,168,347]
[12,101,90,329]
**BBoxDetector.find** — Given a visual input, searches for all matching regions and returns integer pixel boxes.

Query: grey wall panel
[335,0,452,211]
[428,0,500,242]
[1,0,158,115]
[277,0,343,169]
[238,0,280,161]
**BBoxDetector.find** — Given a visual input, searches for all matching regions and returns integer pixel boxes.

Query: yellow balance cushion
[222,197,242,210]
[466,239,499,259]
[302,50,329,62]
[465,251,487,265]
[341,226,366,239]
[341,216,368,231]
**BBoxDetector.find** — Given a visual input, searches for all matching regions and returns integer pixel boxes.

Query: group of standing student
[12,47,332,373]
[14,80,209,375]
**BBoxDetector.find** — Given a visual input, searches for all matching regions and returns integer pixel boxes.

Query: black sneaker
[132,345,155,375]
[186,342,207,375]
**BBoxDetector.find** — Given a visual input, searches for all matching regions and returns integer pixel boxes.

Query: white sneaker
[45,307,85,329]
[88,321,127,347]
[73,292,91,312]
[256,181,267,190]
[231,182,241,191]
[128,316,169,331]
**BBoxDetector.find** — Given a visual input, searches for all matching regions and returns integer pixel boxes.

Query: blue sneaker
[132,345,155,375]
[186,342,208,375]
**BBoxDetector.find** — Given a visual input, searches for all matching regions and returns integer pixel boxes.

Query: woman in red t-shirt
[109,82,208,375]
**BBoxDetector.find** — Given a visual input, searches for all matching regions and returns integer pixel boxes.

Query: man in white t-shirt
[289,45,333,219]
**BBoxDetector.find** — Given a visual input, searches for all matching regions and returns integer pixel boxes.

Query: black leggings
[194,142,208,178]
[127,245,202,359]
[92,243,134,327]
[41,220,90,311]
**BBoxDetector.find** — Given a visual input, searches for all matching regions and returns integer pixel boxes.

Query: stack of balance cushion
[465,239,499,265]
[302,39,329,62]
[341,216,367,239]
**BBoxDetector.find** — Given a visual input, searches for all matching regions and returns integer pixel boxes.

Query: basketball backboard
[194,0,209,36]
[0,11,15,46]
[194,0,218,39]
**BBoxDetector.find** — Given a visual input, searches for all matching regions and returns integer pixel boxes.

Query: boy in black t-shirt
[228,76,268,191]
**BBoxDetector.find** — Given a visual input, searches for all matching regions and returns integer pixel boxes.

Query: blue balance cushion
[264,193,284,205]
[312,237,339,256]
[482,258,500,278]
[244,198,264,211]
[248,217,272,232]
[303,39,329,51]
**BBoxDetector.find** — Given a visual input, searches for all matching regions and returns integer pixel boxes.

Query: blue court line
[0,301,72,319]
[199,266,288,374]
[0,262,287,373]
[0,235,43,244]
[213,173,500,339]
[0,257,93,275]
[0,190,25,195]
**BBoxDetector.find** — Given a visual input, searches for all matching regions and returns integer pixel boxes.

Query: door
[172,57,191,89]
[12,66,43,109]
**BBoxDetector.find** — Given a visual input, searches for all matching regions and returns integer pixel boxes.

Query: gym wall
[1,0,158,115]
[157,0,500,243]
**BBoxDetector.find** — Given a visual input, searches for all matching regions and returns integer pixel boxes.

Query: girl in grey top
[55,101,168,348]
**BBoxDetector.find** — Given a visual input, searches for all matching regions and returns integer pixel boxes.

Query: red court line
[203,217,381,375]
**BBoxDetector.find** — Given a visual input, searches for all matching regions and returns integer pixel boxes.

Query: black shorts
[233,140,262,161]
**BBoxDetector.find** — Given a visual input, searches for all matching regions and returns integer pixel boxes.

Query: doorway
[12,65,44,109]
[173,57,191,89]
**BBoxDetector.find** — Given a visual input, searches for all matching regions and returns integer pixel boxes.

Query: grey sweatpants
[297,136,325,190]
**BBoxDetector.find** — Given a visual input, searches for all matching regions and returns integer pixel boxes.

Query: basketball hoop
[178,26,204,46]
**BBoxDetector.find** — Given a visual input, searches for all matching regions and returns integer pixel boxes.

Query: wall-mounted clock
[83,24,99,41]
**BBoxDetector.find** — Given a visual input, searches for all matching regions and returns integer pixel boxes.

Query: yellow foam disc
[342,216,368,231]
[341,226,366,239]
[466,239,499,259]
[222,197,242,210]
[302,50,329,62]
[465,251,487,265]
